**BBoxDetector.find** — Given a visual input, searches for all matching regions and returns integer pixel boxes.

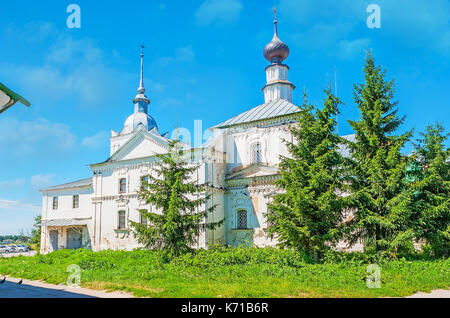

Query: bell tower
[262,8,295,103]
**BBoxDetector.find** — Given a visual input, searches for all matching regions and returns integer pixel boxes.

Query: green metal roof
[0,82,31,114]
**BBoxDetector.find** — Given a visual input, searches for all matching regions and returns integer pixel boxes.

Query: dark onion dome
[263,17,289,64]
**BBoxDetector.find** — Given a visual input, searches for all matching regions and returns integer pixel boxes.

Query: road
[0,277,133,298]
[0,251,37,258]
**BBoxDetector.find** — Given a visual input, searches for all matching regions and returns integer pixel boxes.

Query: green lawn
[0,248,448,297]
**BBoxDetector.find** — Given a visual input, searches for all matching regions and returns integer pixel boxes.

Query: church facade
[39,17,358,254]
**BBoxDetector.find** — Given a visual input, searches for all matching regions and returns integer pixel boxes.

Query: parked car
[0,245,13,253]
[15,245,30,252]
[7,245,18,253]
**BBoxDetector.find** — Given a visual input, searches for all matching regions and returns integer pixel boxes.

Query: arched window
[237,210,247,229]
[119,178,127,193]
[251,142,262,164]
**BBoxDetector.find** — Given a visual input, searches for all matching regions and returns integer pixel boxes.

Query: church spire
[138,43,145,94]
[133,43,150,113]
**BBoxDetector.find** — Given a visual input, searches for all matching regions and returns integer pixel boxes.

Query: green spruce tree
[267,87,350,259]
[391,123,449,256]
[346,52,412,253]
[31,215,41,247]
[129,140,222,256]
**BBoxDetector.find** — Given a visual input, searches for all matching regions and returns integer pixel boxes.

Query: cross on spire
[272,6,278,37]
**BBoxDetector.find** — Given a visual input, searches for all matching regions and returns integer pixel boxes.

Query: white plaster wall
[266,64,289,82]
[122,138,167,161]
[264,84,293,103]
[40,186,94,254]
[110,133,133,156]
[91,156,216,251]
[43,187,93,220]
[225,124,291,170]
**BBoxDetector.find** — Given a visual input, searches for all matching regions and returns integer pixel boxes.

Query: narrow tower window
[72,195,79,209]
[52,197,58,210]
[251,143,262,164]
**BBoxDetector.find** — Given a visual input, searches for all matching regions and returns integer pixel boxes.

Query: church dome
[122,112,157,134]
[263,15,289,64]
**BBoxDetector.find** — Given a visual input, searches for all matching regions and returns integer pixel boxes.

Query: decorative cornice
[226,173,280,188]
[220,113,298,130]
[262,80,296,90]
[92,193,139,203]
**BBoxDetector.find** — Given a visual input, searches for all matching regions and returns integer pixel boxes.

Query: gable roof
[102,128,170,164]
[40,177,92,192]
[212,99,300,128]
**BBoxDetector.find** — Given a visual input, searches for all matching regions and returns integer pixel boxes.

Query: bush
[172,245,311,268]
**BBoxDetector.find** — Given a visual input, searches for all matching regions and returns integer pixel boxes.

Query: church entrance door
[49,230,58,251]
[66,228,82,250]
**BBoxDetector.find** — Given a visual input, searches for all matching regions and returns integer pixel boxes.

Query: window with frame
[72,195,79,209]
[119,178,127,193]
[139,210,147,225]
[140,175,149,190]
[237,210,247,229]
[251,142,262,164]
[52,197,58,210]
[118,211,126,229]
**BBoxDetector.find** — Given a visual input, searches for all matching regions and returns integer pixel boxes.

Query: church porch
[40,218,92,254]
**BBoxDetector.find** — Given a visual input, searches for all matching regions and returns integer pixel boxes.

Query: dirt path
[405,289,450,298]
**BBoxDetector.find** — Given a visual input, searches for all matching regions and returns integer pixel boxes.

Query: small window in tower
[52,197,58,210]
[119,178,127,193]
[237,210,247,229]
[72,195,79,209]
[251,143,262,164]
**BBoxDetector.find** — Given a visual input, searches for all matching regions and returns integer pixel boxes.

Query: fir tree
[129,140,222,256]
[391,123,449,256]
[267,87,350,259]
[346,52,412,252]
[31,215,41,246]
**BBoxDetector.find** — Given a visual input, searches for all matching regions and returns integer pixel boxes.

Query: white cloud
[157,45,195,66]
[1,24,131,107]
[0,178,26,189]
[0,117,77,160]
[0,199,40,211]
[175,45,195,63]
[81,131,109,149]
[196,0,243,26]
[278,0,450,57]
[158,97,183,108]
[5,21,58,42]
[0,199,41,235]
[30,174,56,189]
[336,38,371,60]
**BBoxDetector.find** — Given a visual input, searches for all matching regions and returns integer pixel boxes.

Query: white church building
[39,16,357,254]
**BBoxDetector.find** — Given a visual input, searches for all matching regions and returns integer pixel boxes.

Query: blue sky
[0,0,449,235]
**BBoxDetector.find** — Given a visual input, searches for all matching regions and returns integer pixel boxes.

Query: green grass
[0,248,448,297]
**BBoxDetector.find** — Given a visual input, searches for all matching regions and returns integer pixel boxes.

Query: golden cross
[273,6,277,20]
